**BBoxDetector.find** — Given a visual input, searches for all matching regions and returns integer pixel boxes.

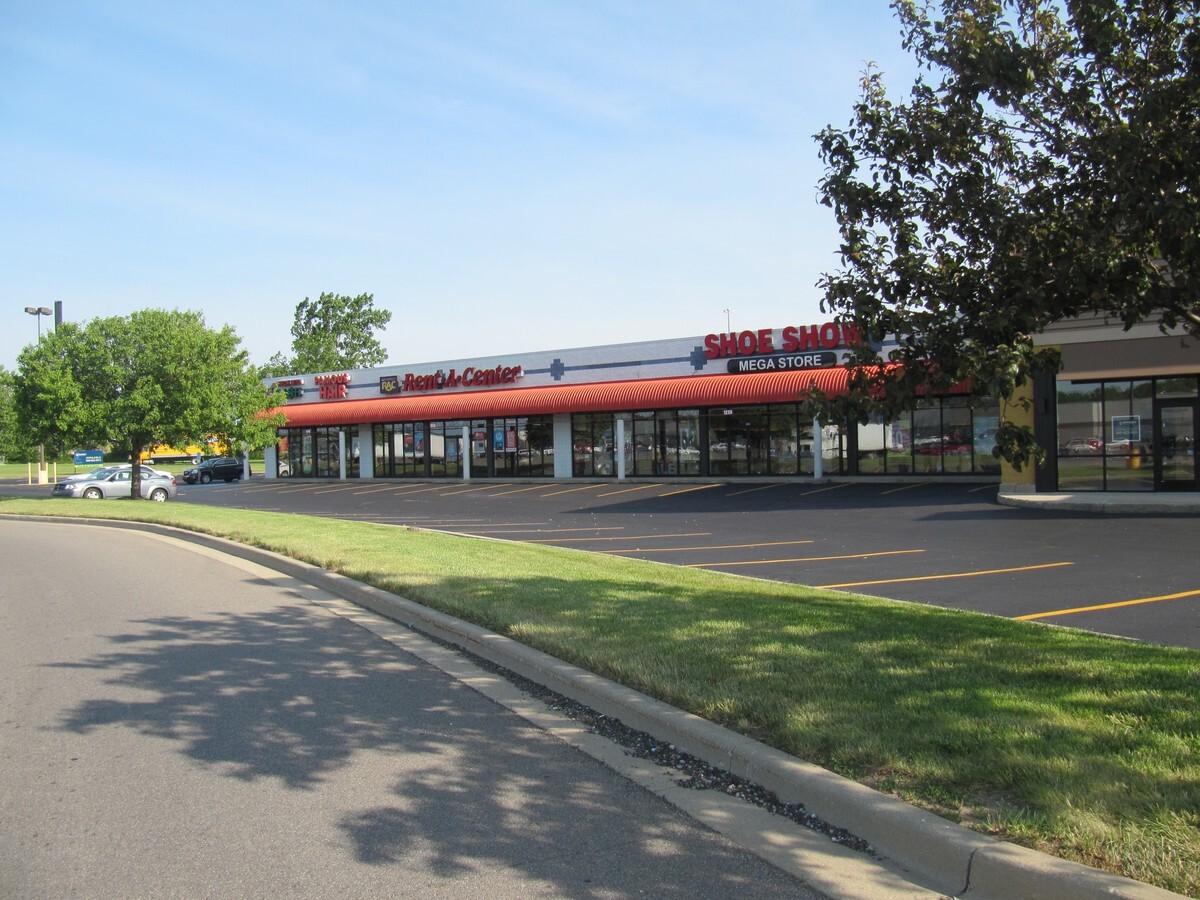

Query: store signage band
[315,373,350,400]
[703,322,861,360]
[727,352,837,373]
[381,364,524,395]
[274,377,305,400]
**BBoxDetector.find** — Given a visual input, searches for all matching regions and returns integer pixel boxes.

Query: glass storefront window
[1056,377,1196,492]
[856,416,885,474]
[972,398,1001,474]
[1156,377,1198,399]
[572,413,615,477]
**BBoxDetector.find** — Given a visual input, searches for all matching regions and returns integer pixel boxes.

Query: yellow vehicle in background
[138,439,227,464]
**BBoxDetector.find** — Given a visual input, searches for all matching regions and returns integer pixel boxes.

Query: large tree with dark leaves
[814,0,1199,465]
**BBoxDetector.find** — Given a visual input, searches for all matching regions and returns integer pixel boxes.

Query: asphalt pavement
[1,518,923,900]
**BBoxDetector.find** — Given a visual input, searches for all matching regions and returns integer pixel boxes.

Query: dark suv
[182,456,247,484]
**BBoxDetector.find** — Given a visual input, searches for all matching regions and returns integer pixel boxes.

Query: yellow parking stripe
[488,484,558,496]
[463,526,623,535]
[539,484,610,497]
[799,482,854,496]
[597,483,664,497]
[525,532,711,544]
[726,483,786,496]
[600,539,815,555]
[657,483,723,497]
[688,549,925,568]
[880,483,925,495]
[1015,588,1200,621]
[438,483,514,495]
[817,561,1072,589]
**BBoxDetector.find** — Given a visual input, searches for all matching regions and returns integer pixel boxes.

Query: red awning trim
[270,368,853,428]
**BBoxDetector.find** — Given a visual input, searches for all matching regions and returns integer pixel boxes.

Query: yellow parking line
[311,484,368,494]
[466,526,623,534]
[539,484,610,497]
[1015,589,1200,621]
[597,483,664,497]
[438,483,514,495]
[489,484,558,496]
[880,483,924,495]
[657,483,723,497]
[688,549,924,568]
[817,561,1073,589]
[726,483,785,496]
[403,484,466,494]
[525,532,711,544]
[600,539,815,554]
[800,482,854,496]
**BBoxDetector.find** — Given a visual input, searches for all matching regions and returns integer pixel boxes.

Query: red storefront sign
[702,322,861,359]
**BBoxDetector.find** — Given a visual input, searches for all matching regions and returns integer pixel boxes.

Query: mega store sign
[704,322,861,373]
[380,364,524,395]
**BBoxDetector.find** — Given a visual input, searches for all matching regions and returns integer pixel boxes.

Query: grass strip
[3,497,1198,895]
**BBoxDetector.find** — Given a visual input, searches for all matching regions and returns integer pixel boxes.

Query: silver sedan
[51,469,177,502]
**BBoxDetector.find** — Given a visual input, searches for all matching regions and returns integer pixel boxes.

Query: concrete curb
[14,515,1185,900]
[998,492,1200,514]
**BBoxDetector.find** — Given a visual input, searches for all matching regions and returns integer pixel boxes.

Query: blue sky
[1,1,916,372]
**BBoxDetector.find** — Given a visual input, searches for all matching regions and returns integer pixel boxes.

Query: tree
[813,0,1199,465]
[272,292,392,375]
[0,365,38,463]
[15,309,285,498]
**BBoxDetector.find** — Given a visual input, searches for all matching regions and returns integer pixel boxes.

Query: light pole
[723,308,733,332]
[24,306,54,483]
[25,306,53,339]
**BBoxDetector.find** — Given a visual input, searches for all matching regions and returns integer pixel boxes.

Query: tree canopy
[0,365,37,463]
[814,0,1199,464]
[14,309,284,496]
[266,291,392,376]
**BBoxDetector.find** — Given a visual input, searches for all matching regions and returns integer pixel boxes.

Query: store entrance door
[1154,400,1198,491]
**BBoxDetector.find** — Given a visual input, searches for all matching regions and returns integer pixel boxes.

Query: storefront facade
[265,321,1003,484]
[1018,315,1200,493]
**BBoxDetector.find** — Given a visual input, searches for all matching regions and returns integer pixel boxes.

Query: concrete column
[813,417,824,479]
[463,425,471,480]
[616,418,626,480]
[553,414,573,479]
[338,431,347,480]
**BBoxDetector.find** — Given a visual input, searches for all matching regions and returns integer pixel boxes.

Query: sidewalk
[998,489,1200,514]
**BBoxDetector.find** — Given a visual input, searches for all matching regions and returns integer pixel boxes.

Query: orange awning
[271,368,852,428]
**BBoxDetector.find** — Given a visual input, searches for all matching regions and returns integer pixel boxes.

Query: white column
[616,418,626,480]
[338,431,347,480]
[462,425,471,480]
[264,445,278,480]
[813,417,824,479]
[358,425,374,479]
[553,414,573,479]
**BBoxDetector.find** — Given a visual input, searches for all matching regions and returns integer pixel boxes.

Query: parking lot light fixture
[23,305,55,483]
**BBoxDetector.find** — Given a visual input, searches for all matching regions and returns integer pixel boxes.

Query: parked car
[182,456,247,484]
[1064,438,1103,456]
[51,469,177,502]
[58,463,170,485]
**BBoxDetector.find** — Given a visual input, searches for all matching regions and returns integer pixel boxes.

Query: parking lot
[154,477,1200,651]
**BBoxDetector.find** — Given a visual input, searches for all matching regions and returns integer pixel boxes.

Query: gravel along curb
[17,516,1186,900]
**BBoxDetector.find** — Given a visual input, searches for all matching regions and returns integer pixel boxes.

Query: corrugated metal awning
[271,367,852,427]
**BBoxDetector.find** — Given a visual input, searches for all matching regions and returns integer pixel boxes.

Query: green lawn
[2,496,1197,895]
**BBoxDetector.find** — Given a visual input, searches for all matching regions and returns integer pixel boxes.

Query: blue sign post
[73,450,104,465]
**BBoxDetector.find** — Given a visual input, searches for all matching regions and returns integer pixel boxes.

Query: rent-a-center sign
[380,364,524,395]
[703,322,860,373]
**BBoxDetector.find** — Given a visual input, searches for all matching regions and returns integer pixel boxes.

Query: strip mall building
[264,315,1198,494]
